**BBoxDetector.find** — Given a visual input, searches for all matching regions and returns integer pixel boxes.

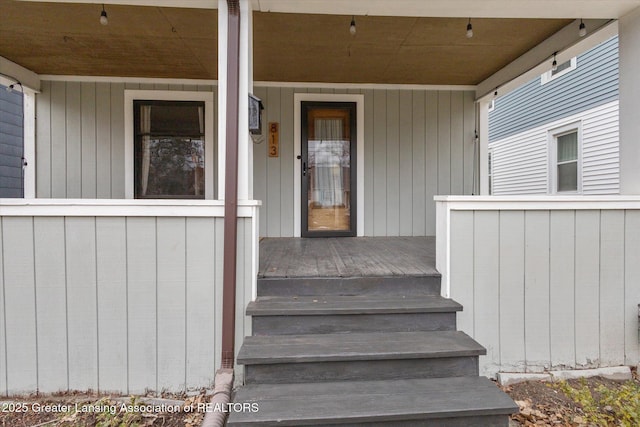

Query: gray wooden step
[249,295,461,335]
[238,330,485,383]
[227,376,518,426]
[257,275,441,297]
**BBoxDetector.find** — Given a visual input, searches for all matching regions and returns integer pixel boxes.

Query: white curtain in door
[140,105,152,196]
[312,118,344,207]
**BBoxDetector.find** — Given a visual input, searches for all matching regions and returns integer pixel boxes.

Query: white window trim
[548,121,582,195]
[541,57,577,84]
[293,93,365,237]
[124,90,215,199]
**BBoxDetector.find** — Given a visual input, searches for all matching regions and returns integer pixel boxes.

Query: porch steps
[229,274,517,426]
[228,376,517,427]
[257,274,441,297]
[249,295,461,334]
[239,330,483,384]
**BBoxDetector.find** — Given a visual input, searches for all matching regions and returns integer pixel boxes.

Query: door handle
[303,162,307,177]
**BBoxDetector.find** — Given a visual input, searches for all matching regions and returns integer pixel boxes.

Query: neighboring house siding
[0,84,23,198]
[254,87,476,238]
[490,100,619,195]
[0,214,254,394]
[35,81,217,198]
[489,36,618,142]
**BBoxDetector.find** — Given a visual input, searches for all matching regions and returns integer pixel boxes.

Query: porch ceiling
[1,0,572,85]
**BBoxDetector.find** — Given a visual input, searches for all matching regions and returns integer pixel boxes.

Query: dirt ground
[502,369,640,426]
[1,391,211,427]
[2,372,638,427]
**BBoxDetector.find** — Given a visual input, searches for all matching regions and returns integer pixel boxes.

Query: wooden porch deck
[259,237,437,278]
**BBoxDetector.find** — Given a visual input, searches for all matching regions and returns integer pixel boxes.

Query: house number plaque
[269,122,279,157]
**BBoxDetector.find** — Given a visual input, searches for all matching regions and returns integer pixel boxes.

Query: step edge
[237,349,485,365]
[246,306,462,315]
[228,405,518,425]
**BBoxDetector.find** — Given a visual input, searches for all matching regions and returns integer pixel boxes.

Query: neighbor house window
[541,57,577,84]
[550,124,581,193]
[134,100,205,198]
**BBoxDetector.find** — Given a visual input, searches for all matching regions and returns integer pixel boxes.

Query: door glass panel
[306,108,351,231]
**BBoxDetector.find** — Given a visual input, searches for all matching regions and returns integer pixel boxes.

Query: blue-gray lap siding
[0,84,24,198]
[489,36,619,143]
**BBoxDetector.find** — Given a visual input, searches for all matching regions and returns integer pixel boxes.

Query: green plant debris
[553,378,640,426]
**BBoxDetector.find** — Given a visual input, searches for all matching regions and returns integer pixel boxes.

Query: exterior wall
[489,36,618,142]
[253,86,476,237]
[488,36,619,195]
[490,100,619,195]
[436,197,640,378]
[0,202,257,395]
[35,81,217,199]
[0,84,23,197]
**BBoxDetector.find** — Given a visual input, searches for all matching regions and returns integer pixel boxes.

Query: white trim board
[256,81,476,91]
[0,199,261,217]
[38,75,473,92]
[41,75,218,86]
[123,90,215,199]
[293,93,365,237]
[434,195,640,210]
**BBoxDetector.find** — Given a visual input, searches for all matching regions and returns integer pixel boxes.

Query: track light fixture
[579,19,587,37]
[350,16,356,35]
[100,4,108,25]
[466,18,473,38]
[552,52,558,72]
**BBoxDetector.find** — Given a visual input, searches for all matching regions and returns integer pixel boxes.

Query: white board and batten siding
[0,201,258,395]
[253,86,476,237]
[35,81,217,199]
[489,100,619,195]
[437,196,640,377]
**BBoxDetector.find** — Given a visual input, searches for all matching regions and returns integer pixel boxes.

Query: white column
[217,0,253,201]
[478,99,491,195]
[23,90,36,198]
[619,6,640,194]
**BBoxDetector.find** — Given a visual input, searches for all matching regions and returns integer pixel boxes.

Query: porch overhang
[3,0,637,88]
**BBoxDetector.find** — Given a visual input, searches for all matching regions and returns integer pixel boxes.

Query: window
[487,99,495,113]
[134,101,205,198]
[125,90,214,199]
[541,57,577,84]
[549,123,581,194]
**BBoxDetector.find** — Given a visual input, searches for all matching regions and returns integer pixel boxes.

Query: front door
[301,102,357,237]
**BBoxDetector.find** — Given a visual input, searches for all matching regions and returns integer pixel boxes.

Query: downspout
[221,0,240,371]
[201,3,240,426]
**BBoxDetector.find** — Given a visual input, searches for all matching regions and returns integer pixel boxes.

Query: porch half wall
[0,201,257,395]
[436,196,640,377]
[254,86,476,237]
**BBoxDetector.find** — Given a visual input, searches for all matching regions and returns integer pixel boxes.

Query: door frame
[293,93,365,237]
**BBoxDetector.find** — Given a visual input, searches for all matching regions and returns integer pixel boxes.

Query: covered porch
[259,236,437,278]
[2,0,640,406]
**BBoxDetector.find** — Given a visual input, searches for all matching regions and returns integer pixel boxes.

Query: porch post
[478,99,491,195]
[619,6,640,194]
[218,0,253,201]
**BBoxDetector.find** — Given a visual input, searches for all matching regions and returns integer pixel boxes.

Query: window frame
[541,57,577,85]
[124,90,215,199]
[548,121,582,195]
